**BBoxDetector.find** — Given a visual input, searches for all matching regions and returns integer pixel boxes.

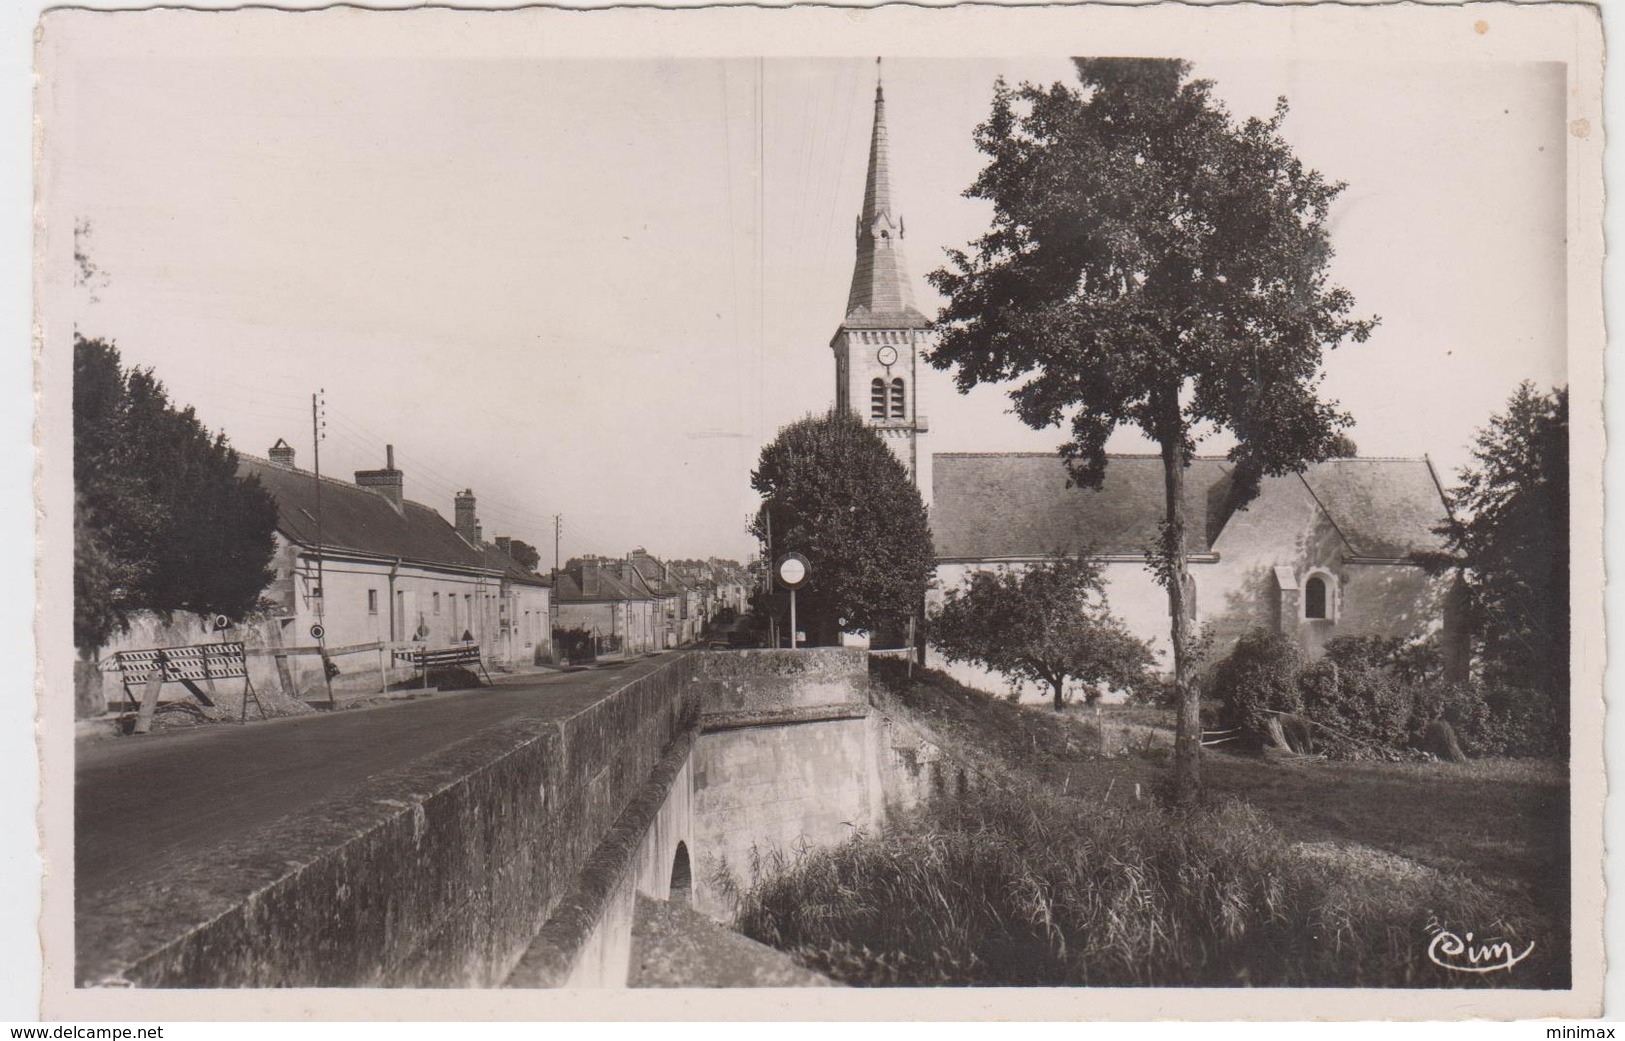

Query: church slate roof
[932,453,1234,560]
[239,454,492,572]
[932,453,1450,564]
[1299,459,1450,558]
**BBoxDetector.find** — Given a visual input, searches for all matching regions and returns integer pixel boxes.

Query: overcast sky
[45,42,1567,561]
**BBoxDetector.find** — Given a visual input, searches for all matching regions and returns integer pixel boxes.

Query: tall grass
[734,781,1548,987]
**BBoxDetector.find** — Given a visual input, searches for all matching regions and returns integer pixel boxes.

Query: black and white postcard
[30,1,1605,1022]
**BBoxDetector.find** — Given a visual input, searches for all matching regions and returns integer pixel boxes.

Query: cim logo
[1425,918,1535,975]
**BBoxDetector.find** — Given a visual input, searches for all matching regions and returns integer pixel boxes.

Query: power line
[320,408,557,538]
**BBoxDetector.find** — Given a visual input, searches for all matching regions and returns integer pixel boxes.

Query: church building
[824,63,1467,699]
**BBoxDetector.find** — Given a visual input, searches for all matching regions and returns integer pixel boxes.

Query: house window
[433,592,441,615]
[368,589,378,615]
[890,378,905,418]
[870,378,887,419]
[1304,574,1330,620]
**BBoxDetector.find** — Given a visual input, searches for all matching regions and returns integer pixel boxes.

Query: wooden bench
[116,642,265,732]
[393,644,493,689]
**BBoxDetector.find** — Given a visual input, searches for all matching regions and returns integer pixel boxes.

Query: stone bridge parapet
[80,654,701,988]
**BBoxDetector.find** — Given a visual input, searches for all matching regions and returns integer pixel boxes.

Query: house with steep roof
[243,444,512,692]
[626,549,706,648]
[555,556,657,655]
[930,453,1469,700]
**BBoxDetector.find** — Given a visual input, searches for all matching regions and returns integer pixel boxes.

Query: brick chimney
[455,489,481,545]
[355,444,404,510]
[268,438,296,468]
[579,556,602,596]
[494,535,512,557]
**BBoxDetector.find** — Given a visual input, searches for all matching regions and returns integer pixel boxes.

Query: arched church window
[1304,575,1329,620]
[890,378,906,418]
[871,378,887,419]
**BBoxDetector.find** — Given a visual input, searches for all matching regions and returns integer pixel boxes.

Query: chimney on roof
[354,444,404,510]
[455,489,482,545]
[268,438,296,468]
[579,557,601,595]
[494,535,512,557]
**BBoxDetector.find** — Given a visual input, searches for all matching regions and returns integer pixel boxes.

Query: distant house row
[553,553,750,656]
[83,438,750,713]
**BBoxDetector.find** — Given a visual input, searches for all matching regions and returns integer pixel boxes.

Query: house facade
[245,446,510,692]
[929,452,1469,701]
[483,539,554,668]
[555,556,657,655]
[627,550,705,648]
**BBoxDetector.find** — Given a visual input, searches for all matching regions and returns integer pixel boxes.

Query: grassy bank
[731,662,1567,988]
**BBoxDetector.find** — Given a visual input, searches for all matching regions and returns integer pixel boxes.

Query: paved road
[76,655,680,909]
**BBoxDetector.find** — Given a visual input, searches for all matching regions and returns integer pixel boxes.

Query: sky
[44,46,1567,563]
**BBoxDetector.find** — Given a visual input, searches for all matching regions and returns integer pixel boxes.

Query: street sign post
[775,553,810,650]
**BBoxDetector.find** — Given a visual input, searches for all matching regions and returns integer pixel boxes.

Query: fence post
[132,656,165,735]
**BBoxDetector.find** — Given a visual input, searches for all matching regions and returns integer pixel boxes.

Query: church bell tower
[831,61,929,492]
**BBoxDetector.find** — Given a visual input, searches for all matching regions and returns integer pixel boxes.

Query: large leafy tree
[928,59,1375,802]
[74,335,279,650]
[932,553,1153,712]
[1426,383,1568,706]
[750,409,934,645]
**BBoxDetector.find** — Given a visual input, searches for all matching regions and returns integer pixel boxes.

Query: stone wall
[693,646,871,725]
[687,648,946,921]
[79,654,701,988]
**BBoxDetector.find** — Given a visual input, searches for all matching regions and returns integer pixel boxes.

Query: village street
[74,654,680,913]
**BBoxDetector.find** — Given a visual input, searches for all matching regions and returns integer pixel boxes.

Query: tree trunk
[1052,677,1066,713]
[1158,418,1200,806]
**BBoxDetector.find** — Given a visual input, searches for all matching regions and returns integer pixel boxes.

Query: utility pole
[311,390,326,623]
[552,514,563,582]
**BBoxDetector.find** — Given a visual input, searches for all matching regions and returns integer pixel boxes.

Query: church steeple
[844,61,924,322]
[830,59,930,497]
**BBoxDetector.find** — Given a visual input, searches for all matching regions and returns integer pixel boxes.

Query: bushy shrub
[1211,629,1305,737]
[1410,680,1561,759]
[1297,637,1415,754]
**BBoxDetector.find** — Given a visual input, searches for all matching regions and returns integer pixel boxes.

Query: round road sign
[776,552,810,589]
[309,623,326,641]
[212,614,231,632]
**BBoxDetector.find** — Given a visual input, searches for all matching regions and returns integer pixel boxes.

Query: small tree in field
[931,554,1154,712]
[750,409,934,644]
[928,59,1375,801]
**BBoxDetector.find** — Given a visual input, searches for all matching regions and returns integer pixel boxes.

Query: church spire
[843,58,924,322]
[860,60,894,232]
